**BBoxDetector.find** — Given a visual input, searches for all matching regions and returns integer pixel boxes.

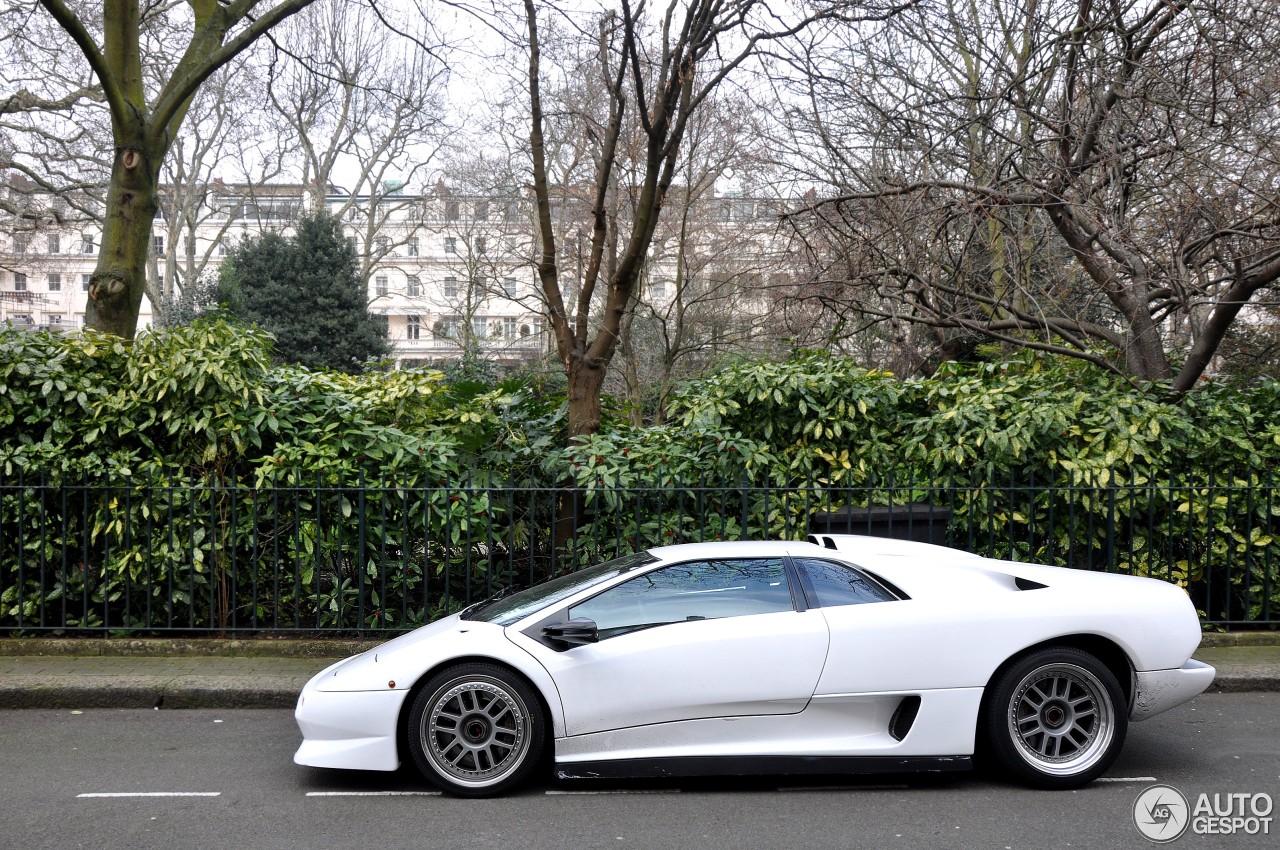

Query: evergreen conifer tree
[217,214,389,372]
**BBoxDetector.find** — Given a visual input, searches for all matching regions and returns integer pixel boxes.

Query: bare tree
[267,0,448,288]
[26,0,319,338]
[613,93,791,422]
[780,0,1280,390]
[147,60,291,326]
[512,0,910,438]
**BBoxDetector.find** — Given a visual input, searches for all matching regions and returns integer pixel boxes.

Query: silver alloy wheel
[1007,662,1115,776]
[420,675,532,789]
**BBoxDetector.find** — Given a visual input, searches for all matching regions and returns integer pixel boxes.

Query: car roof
[646,540,827,561]
[645,536,985,564]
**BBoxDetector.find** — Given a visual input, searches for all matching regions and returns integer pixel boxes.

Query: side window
[569,558,793,639]
[794,558,898,608]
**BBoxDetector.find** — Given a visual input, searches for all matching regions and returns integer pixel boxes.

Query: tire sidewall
[406,662,547,797]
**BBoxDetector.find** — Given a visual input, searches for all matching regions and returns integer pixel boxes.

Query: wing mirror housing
[542,618,599,649]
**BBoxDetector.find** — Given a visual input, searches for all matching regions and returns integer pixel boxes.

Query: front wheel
[406,663,546,797]
[983,647,1127,789]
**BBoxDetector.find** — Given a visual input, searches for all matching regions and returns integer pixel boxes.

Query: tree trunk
[87,144,161,339]
[567,356,607,440]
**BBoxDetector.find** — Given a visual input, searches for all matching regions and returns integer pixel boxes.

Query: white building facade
[2,179,792,371]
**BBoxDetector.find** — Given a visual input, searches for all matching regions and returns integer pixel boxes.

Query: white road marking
[1096,777,1157,783]
[305,791,442,797]
[545,789,681,795]
[77,792,221,798]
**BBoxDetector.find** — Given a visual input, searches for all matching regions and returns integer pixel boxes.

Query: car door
[516,557,830,737]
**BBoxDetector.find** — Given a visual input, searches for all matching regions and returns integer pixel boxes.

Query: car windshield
[461,551,658,626]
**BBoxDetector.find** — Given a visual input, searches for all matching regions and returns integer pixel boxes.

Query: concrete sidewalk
[0,636,1277,710]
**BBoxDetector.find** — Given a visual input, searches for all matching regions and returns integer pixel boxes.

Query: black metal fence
[1,471,1276,633]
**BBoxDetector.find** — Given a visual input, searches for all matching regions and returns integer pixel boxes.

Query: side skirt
[555,755,972,781]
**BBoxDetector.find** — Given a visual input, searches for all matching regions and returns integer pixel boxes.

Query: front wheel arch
[395,656,556,778]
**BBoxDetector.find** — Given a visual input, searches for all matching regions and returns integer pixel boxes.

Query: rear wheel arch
[983,634,1134,713]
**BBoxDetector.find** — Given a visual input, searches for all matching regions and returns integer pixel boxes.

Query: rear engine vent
[889,695,921,741]
[1014,576,1048,591]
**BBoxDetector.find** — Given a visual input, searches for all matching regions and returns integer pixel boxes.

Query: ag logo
[1135,785,1191,843]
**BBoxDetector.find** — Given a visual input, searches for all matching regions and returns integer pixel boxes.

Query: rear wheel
[983,647,1127,789]
[406,663,546,797]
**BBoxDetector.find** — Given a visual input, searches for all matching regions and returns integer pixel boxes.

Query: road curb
[0,683,304,710]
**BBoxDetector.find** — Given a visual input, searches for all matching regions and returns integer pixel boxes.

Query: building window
[14,273,27,292]
[406,314,421,341]
[407,237,419,257]
[47,234,60,254]
[12,234,27,255]
[153,235,165,256]
[375,236,390,255]
[444,236,457,254]
[445,200,460,221]
[407,275,421,297]
[444,276,458,299]
[47,273,61,292]
[375,275,388,297]
[505,200,519,223]
[475,200,489,221]
[217,239,228,257]
[502,277,517,298]
[434,317,459,340]
[474,236,487,255]
[346,236,357,254]
[48,314,63,326]
[502,317,518,339]
[81,274,91,291]
[472,316,488,339]
[81,235,95,254]
[650,279,667,298]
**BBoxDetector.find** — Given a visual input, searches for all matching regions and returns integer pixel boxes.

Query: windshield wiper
[460,583,522,619]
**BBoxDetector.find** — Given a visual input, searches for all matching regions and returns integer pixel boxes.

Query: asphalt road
[1,693,1277,850]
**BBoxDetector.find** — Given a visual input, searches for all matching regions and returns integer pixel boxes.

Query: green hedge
[2,324,1278,631]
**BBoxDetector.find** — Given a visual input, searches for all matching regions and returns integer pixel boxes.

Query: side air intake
[889,695,921,741]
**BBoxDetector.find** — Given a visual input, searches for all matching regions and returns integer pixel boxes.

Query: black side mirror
[542,618,599,649]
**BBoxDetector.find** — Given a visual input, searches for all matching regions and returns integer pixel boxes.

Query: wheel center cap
[1042,703,1068,729]
[463,717,489,743]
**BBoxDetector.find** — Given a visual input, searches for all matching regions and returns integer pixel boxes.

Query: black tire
[406,662,546,797]
[982,647,1127,789]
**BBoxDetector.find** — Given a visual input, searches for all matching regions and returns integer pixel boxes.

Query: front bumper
[1130,659,1216,721]
[293,682,409,772]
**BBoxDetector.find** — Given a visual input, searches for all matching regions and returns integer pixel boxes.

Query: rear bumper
[1130,660,1215,721]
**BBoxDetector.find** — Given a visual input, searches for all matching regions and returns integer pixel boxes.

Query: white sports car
[294,535,1215,797]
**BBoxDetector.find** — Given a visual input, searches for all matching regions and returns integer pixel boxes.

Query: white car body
[294,536,1214,784]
